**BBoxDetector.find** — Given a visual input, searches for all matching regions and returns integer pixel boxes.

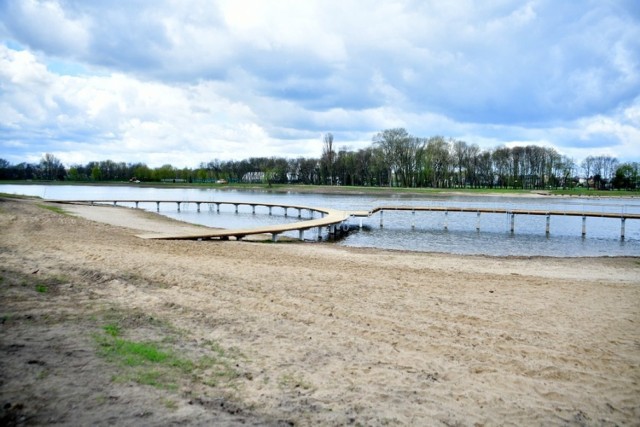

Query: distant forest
[1,129,639,190]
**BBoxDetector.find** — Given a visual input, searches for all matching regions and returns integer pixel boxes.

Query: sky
[1,0,639,168]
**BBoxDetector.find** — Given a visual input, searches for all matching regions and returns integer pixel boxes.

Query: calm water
[2,184,639,257]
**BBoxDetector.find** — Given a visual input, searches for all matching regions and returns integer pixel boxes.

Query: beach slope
[1,198,639,425]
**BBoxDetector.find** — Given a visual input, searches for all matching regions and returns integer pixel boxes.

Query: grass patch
[36,203,70,215]
[0,192,40,200]
[35,284,48,293]
[103,323,121,337]
[95,321,243,392]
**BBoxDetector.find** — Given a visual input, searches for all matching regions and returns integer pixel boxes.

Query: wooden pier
[50,200,640,241]
[51,200,354,242]
[371,206,640,239]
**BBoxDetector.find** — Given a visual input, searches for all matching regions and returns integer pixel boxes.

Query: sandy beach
[1,197,639,426]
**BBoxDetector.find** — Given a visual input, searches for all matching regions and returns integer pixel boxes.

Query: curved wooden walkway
[51,200,353,241]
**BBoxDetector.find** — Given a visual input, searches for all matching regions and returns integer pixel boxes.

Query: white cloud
[1,0,89,55]
[1,0,639,167]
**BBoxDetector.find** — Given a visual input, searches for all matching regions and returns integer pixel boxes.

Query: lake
[2,184,639,257]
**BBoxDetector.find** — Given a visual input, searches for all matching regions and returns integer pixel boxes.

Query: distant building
[242,171,265,183]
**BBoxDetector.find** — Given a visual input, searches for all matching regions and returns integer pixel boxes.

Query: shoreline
[3,180,639,199]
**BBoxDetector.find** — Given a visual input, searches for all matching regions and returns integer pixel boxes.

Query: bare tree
[581,156,594,189]
[321,133,335,185]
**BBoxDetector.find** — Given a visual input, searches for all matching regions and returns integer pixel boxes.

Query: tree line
[1,129,638,190]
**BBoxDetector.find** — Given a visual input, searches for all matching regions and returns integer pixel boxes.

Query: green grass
[36,203,71,215]
[110,338,171,365]
[0,192,40,199]
[35,284,48,293]
[95,321,242,391]
[103,323,121,337]
[548,188,640,197]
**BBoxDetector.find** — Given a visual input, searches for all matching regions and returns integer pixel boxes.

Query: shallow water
[2,184,639,257]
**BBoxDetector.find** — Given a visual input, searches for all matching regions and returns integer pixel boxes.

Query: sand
[1,197,639,426]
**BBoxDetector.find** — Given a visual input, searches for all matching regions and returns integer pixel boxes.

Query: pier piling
[546,214,550,235]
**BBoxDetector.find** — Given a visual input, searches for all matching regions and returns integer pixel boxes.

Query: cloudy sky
[1,0,639,168]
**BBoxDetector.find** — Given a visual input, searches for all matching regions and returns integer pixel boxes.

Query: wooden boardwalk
[371,205,640,238]
[50,200,640,241]
[370,205,640,219]
[51,200,353,241]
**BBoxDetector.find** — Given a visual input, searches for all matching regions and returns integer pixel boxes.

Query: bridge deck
[51,200,351,241]
[371,206,640,219]
[137,209,351,240]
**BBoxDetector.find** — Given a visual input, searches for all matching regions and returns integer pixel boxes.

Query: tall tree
[424,136,451,188]
[39,153,65,181]
[321,133,335,185]
[373,128,413,187]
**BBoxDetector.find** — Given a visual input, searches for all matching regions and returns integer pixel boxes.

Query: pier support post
[582,216,586,237]
[196,202,201,212]
[546,214,550,235]
[284,207,288,217]
[156,201,160,212]
[234,204,239,214]
[621,217,626,240]
[269,206,272,216]
[510,213,515,233]
[135,201,139,209]
[271,233,279,242]
[176,202,180,212]
[444,211,448,230]
[476,211,481,232]
[216,203,220,213]
[113,201,117,207]
[299,229,304,241]
[359,218,363,229]
[411,210,415,230]
[252,205,256,214]
[297,208,302,218]
[317,226,321,240]
[379,210,384,228]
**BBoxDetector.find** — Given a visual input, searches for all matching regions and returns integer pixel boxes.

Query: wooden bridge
[51,200,357,241]
[372,205,640,239]
[50,200,640,241]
